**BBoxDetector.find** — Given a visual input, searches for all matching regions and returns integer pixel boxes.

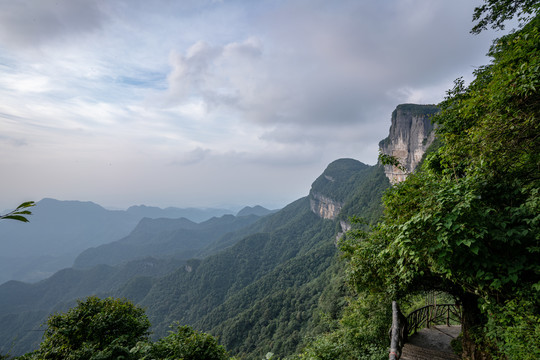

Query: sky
[0,0,508,211]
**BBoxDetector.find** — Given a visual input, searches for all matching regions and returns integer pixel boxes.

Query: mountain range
[0,104,436,359]
[0,200,264,284]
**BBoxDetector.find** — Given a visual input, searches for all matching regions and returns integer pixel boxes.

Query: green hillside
[0,160,389,359]
[134,162,389,359]
[74,214,262,268]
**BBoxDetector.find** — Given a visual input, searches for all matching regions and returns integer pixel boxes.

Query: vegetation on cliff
[323,4,540,360]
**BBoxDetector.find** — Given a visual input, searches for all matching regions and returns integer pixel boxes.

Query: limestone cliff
[310,192,344,220]
[309,104,437,220]
[379,104,439,183]
[308,159,369,220]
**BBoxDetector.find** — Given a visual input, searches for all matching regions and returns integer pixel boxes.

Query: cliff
[379,104,439,183]
[308,159,370,220]
[310,192,344,220]
[308,104,437,220]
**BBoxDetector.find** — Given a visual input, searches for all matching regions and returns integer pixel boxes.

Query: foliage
[483,296,540,359]
[0,202,35,223]
[132,324,230,360]
[20,296,150,360]
[292,293,390,360]
[340,10,540,359]
[471,0,539,34]
[378,152,406,173]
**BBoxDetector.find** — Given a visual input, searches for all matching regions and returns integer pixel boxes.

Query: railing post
[389,301,406,360]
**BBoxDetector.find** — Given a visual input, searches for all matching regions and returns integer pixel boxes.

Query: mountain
[0,257,184,354]
[236,205,276,217]
[0,104,433,359]
[0,160,389,359]
[126,205,232,223]
[73,214,264,269]
[0,199,234,284]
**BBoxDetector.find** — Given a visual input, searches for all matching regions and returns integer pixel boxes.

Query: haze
[0,0,500,210]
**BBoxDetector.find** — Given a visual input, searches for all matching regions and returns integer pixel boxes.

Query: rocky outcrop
[379,104,439,184]
[308,104,437,221]
[308,159,369,220]
[310,192,344,220]
[335,220,352,242]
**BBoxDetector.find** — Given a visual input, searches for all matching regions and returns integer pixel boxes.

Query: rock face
[379,104,439,184]
[310,192,344,220]
[308,104,437,220]
[308,158,369,220]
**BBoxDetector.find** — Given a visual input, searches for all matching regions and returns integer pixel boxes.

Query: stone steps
[401,343,460,360]
[400,325,461,360]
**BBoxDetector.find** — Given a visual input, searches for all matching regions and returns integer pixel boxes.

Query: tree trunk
[460,293,491,360]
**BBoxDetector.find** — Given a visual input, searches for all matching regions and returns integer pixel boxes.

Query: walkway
[401,325,461,360]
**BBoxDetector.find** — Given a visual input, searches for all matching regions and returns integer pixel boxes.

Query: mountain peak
[379,103,439,183]
[236,205,274,217]
[309,158,371,220]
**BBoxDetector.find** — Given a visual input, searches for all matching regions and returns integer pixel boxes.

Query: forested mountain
[73,213,263,268]
[0,156,390,359]
[0,102,441,359]
[3,2,537,359]
[0,257,184,355]
[236,205,277,217]
[0,199,233,284]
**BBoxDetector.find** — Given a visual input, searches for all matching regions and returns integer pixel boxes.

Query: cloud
[0,0,504,210]
[172,147,212,166]
[0,134,27,147]
[0,0,107,49]
[165,37,263,110]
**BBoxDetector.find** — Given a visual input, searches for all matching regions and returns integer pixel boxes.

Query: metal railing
[406,303,461,336]
[389,301,461,359]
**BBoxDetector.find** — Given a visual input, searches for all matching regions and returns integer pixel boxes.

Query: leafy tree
[472,0,540,34]
[20,296,150,360]
[132,324,230,360]
[292,292,390,360]
[0,202,35,222]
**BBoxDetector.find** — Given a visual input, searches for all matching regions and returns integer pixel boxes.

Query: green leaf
[3,215,30,222]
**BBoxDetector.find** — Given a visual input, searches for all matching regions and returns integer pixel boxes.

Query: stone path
[401,325,461,360]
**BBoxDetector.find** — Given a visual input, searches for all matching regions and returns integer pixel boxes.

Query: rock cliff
[308,159,369,220]
[309,104,437,220]
[379,104,439,183]
[310,192,344,220]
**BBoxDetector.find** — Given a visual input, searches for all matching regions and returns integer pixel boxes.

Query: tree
[471,0,540,34]
[133,324,230,360]
[343,10,539,360]
[0,201,35,222]
[21,296,150,360]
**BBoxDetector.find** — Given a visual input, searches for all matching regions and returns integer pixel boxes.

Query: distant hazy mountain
[73,213,264,269]
[126,205,232,223]
[0,198,234,284]
[236,205,276,217]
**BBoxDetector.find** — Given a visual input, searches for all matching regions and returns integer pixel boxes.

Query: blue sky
[0,0,509,210]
